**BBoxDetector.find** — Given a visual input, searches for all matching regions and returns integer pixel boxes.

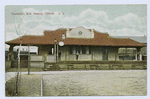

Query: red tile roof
[5,28,146,47]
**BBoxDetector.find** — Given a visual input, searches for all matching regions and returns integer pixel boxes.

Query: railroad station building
[5,26,146,68]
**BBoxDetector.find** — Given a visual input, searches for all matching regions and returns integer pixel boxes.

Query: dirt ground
[6,67,43,72]
[42,70,147,96]
[5,74,41,96]
[5,70,147,96]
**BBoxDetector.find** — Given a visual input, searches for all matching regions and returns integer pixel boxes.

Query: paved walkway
[6,70,121,82]
[5,70,92,82]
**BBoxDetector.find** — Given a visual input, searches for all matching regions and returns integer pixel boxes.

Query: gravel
[42,70,147,96]
[5,70,147,96]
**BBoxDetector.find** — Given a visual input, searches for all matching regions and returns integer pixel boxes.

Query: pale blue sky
[5,5,147,46]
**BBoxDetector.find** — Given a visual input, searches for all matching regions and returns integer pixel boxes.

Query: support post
[57,44,59,62]
[38,46,40,55]
[140,54,142,61]
[91,47,93,61]
[135,50,137,61]
[44,54,47,62]
[66,46,69,60]
[137,47,142,61]
[8,45,14,61]
[92,47,94,60]
[54,44,56,62]
[28,45,30,75]
[86,46,89,54]
[65,46,67,61]
[115,47,119,61]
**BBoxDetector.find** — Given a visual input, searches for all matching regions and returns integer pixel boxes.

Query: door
[103,48,108,60]
[20,55,28,68]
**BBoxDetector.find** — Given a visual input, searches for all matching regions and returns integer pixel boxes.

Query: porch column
[57,44,59,61]
[86,46,89,54]
[80,46,82,54]
[140,54,142,60]
[135,49,137,61]
[115,47,119,61]
[66,45,69,60]
[65,46,67,61]
[8,45,14,61]
[92,47,94,60]
[44,54,47,62]
[38,46,42,55]
[54,44,57,62]
[137,47,142,61]
[73,46,76,54]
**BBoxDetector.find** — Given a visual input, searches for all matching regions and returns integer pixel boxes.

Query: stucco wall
[66,26,94,38]
[60,46,66,61]
[69,54,76,61]
[78,54,91,61]
[38,45,53,55]
[38,45,119,61]
[30,55,44,67]
[30,62,44,68]
[5,61,11,70]
[46,55,56,62]
[30,55,44,61]
[108,47,119,61]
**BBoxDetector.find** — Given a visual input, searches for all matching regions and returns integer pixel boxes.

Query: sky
[5,5,147,50]
[5,5,147,43]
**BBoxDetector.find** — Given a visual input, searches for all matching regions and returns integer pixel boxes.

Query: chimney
[91,28,94,38]
[67,28,69,32]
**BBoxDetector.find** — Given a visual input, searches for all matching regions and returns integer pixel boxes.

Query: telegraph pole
[28,45,30,75]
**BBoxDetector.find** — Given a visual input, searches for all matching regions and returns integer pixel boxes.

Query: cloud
[5,31,19,41]
[114,13,140,28]
[62,9,111,27]
[6,7,147,44]
[110,28,144,36]
[139,16,147,28]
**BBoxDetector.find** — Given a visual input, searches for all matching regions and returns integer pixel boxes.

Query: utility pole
[28,45,30,75]
[54,39,57,62]
[57,43,59,62]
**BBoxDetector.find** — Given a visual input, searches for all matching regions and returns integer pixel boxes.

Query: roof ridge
[44,28,67,32]
[93,30,109,35]
[23,34,44,37]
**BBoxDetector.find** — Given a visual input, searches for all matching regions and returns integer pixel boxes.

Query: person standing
[76,51,79,60]
[58,51,61,61]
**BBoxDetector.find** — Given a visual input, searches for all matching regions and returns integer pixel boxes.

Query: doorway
[103,47,108,60]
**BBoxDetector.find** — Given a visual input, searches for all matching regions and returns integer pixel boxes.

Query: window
[82,46,86,54]
[103,48,108,55]
[70,46,73,54]
[89,46,91,54]
[52,48,54,54]
[78,31,82,35]
[62,34,65,39]
[76,46,80,54]
[48,48,53,55]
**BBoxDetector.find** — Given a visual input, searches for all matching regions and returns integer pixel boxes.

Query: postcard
[5,5,147,97]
